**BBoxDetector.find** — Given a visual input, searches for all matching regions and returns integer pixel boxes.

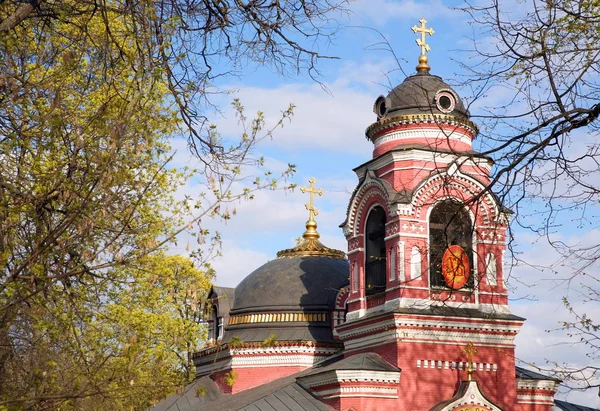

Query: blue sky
[170,1,600,406]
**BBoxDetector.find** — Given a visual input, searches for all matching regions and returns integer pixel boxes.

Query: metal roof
[554,399,600,411]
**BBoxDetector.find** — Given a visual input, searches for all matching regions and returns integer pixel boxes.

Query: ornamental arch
[428,199,474,290]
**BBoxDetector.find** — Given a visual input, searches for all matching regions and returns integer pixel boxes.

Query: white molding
[417,359,497,372]
[436,381,503,411]
[346,308,367,321]
[517,379,559,391]
[338,314,523,351]
[230,346,338,356]
[231,354,333,368]
[373,127,473,148]
[301,370,400,388]
[517,394,555,404]
[347,247,364,256]
[319,387,398,399]
[194,345,339,375]
[384,232,401,241]
[355,150,491,181]
[384,296,513,314]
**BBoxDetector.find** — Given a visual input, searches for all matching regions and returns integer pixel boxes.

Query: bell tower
[337,19,526,410]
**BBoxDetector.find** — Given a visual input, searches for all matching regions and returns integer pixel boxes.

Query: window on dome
[365,206,387,296]
[429,200,474,289]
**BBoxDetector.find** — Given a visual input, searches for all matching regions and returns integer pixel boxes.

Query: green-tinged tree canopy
[0,0,343,408]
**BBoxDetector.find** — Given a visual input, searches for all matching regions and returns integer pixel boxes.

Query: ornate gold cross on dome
[412,18,434,55]
[412,18,434,72]
[461,341,479,381]
[300,178,323,221]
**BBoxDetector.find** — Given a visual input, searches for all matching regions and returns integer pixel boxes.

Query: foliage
[261,333,278,348]
[0,0,342,408]
[460,0,600,391]
[224,371,238,388]
[2,253,212,410]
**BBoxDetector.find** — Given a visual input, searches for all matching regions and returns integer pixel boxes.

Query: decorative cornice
[366,113,478,141]
[338,313,523,351]
[228,312,328,325]
[300,369,401,388]
[277,237,346,259]
[516,378,559,392]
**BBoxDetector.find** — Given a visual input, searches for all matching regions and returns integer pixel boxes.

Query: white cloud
[211,83,374,155]
[509,229,600,404]
[210,243,270,288]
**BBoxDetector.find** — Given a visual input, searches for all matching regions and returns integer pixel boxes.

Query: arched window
[365,206,387,296]
[429,200,473,289]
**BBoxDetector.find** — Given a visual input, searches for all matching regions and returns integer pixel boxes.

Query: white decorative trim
[390,245,396,281]
[231,353,333,368]
[347,247,364,256]
[410,246,422,280]
[398,233,428,239]
[517,394,555,404]
[517,379,559,391]
[343,171,390,238]
[318,387,398,400]
[384,232,400,241]
[346,308,367,321]
[417,359,497,372]
[382,296,512,316]
[398,241,405,280]
[300,369,401,400]
[477,291,509,297]
[301,370,400,388]
[354,150,491,181]
[230,345,338,356]
[411,169,499,225]
[373,128,472,148]
[436,381,503,411]
[194,345,339,375]
[338,314,523,351]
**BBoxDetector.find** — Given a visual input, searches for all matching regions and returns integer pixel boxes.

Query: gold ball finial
[416,55,430,72]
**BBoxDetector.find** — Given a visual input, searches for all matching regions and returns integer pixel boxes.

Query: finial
[411,18,434,73]
[300,178,323,240]
[276,178,345,259]
[461,342,479,381]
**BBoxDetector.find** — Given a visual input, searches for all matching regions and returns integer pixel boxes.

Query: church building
[152,19,596,411]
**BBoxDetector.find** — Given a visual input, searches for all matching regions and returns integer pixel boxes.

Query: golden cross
[461,342,479,381]
[412,18,435,56]
[300,178,323,222]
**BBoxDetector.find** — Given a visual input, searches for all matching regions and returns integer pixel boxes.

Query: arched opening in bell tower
[365,206,387,296]
[429,200,474,289]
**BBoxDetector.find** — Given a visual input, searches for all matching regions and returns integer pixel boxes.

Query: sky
[170,1,600,407]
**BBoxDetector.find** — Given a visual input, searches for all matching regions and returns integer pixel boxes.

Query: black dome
[223,256,349,344]
[231,256,349,313]
[383,73,469,119]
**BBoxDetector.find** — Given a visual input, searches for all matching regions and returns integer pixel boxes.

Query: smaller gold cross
[300,178,323,222]
[412,18,435,56]
[461,342,479,381]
